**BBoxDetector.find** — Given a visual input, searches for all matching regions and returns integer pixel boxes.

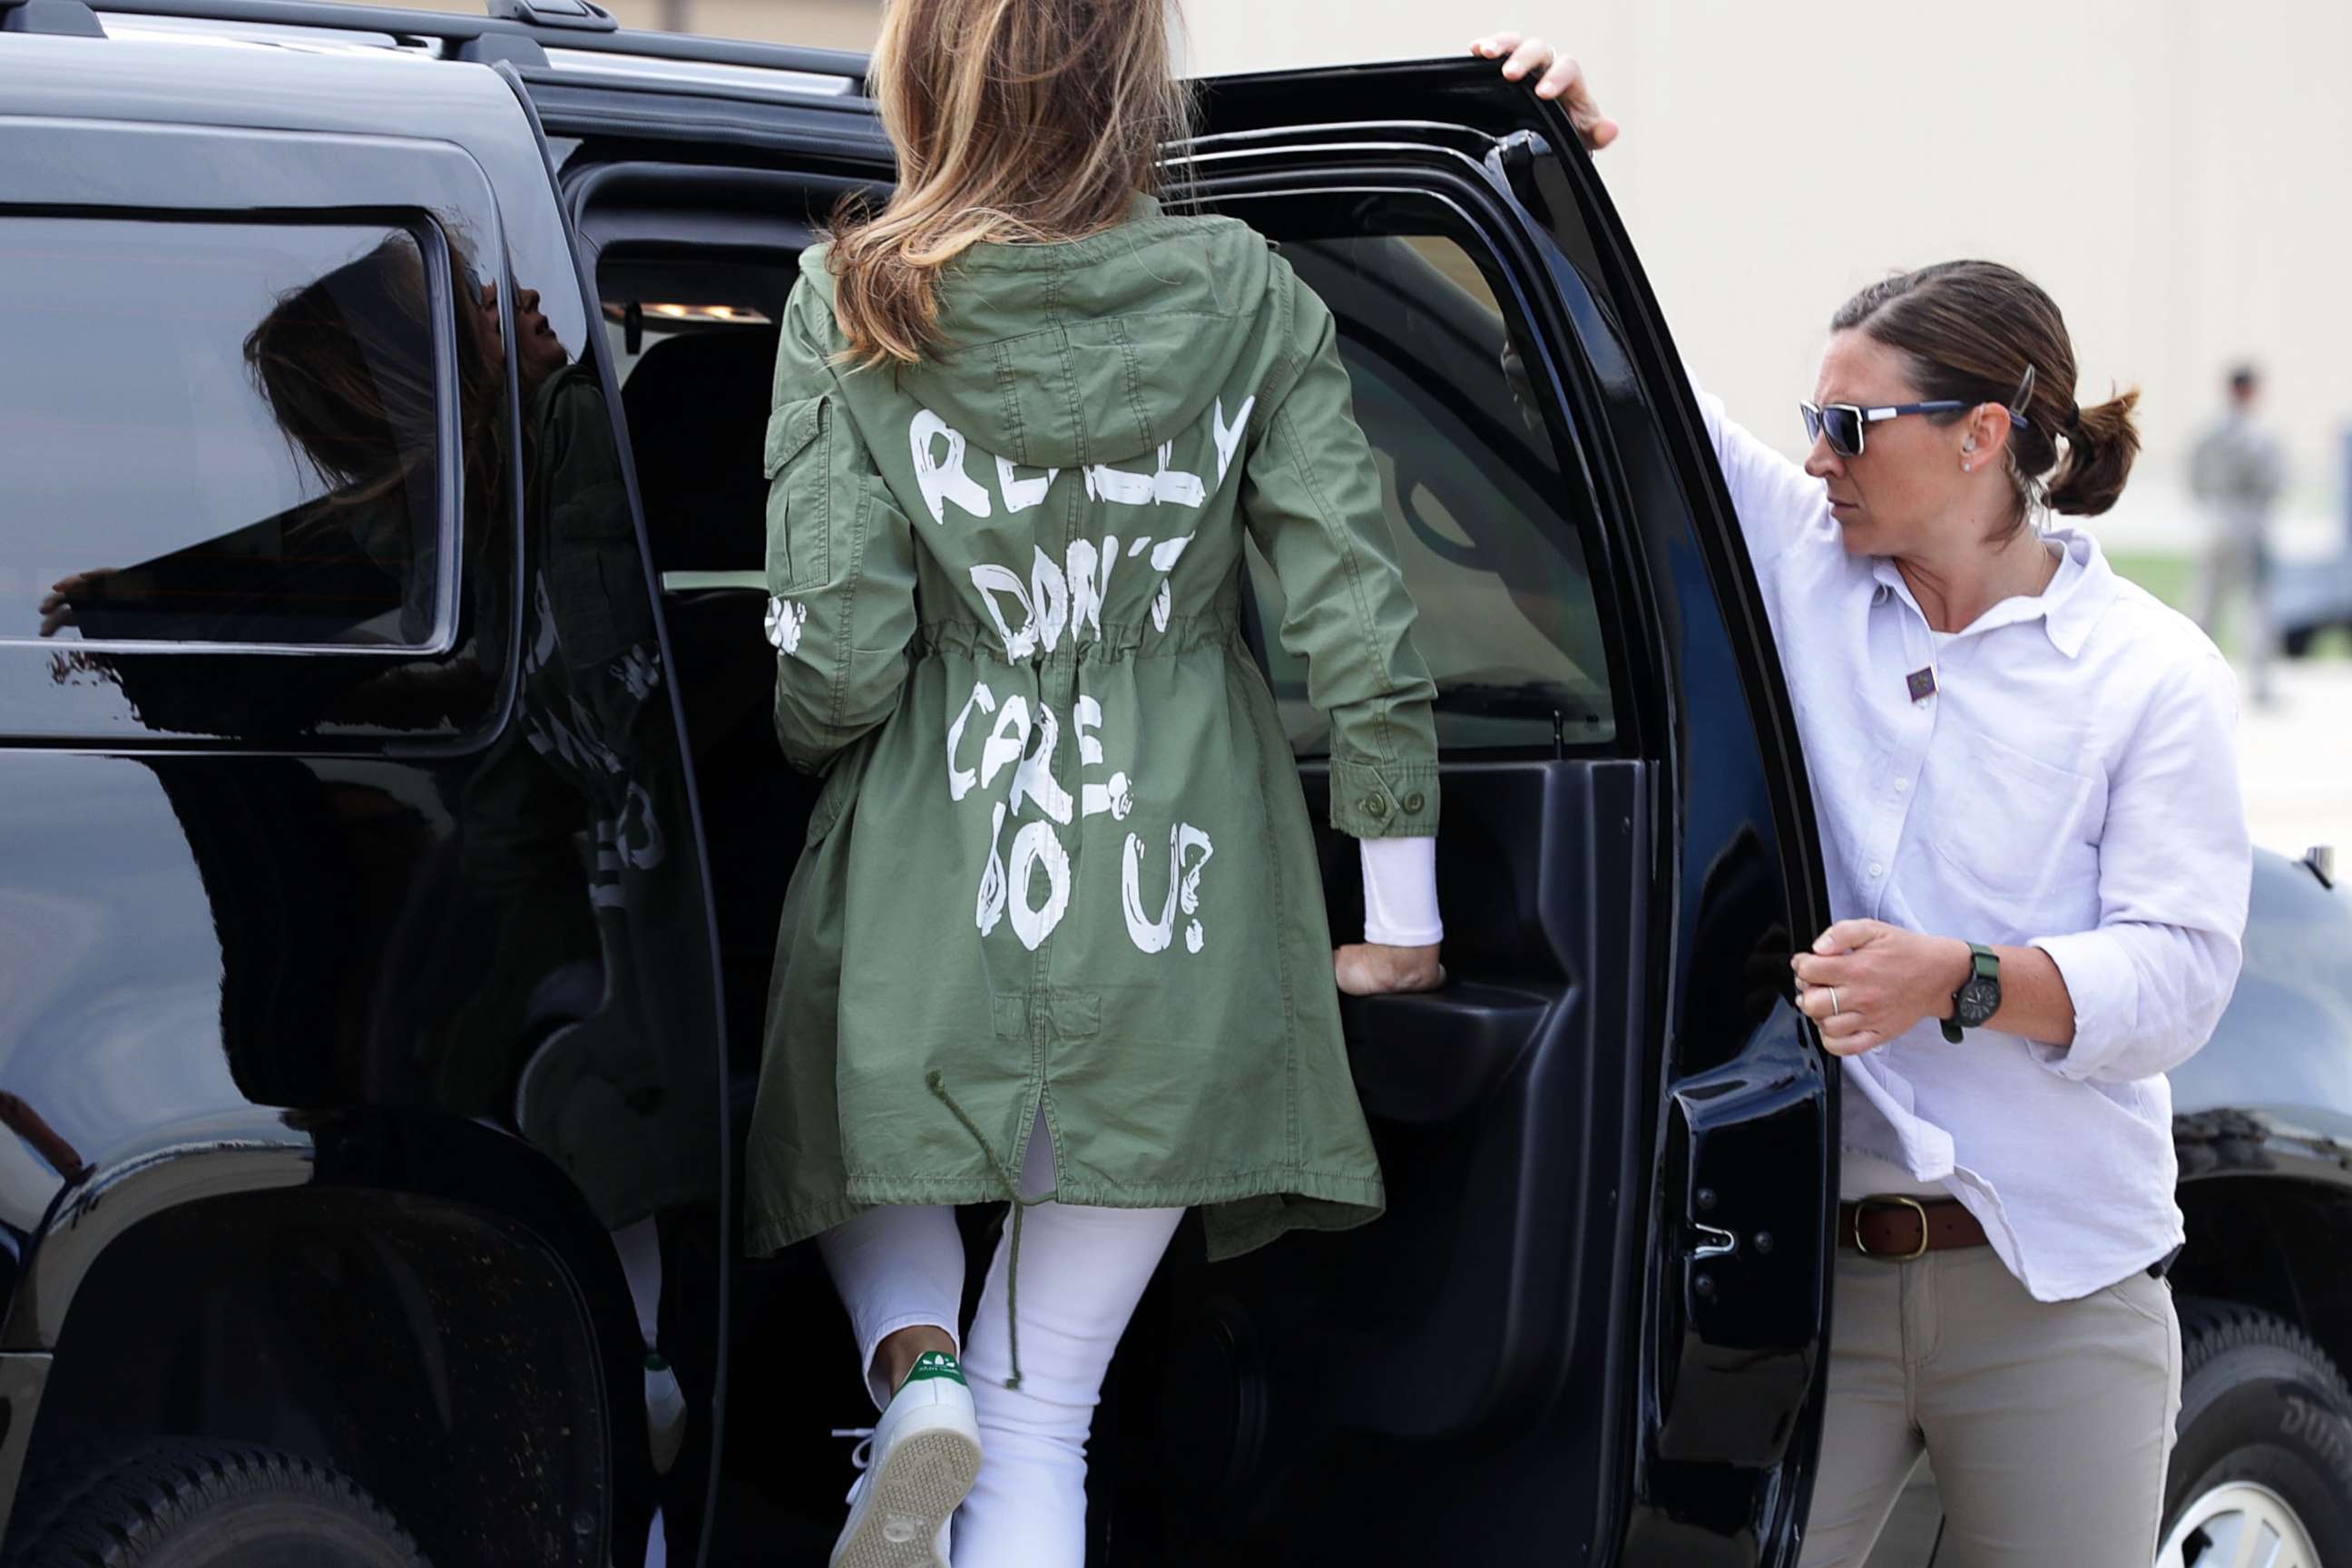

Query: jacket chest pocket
[765,394,831,594]
[1921,729,2107,909]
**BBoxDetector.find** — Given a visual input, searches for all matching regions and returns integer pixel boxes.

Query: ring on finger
[1828,986,1842,1019]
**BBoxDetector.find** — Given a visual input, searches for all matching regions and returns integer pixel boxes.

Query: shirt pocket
[764,394,830,595]
[1922,728,2107,909]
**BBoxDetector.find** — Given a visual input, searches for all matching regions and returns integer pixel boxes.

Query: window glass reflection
[2,220,451,648]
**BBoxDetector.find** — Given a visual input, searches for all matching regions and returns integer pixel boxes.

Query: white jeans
[818,1113,1185,1568]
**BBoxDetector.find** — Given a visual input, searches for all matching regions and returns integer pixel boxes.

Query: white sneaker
[829,1352,982,1568]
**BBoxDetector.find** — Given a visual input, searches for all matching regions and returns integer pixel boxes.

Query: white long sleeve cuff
[2027,923,2239,1084]
[1360,834,1443,946]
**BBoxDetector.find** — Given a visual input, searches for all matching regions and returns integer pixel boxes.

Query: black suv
[3,4,2349,1564]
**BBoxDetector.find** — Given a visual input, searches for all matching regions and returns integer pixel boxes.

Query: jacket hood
[799,192,1277,470]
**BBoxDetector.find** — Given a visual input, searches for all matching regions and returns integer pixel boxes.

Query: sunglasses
[1800,366,2037,458]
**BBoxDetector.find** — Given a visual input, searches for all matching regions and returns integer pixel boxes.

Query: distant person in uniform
[2190,365,2288,705]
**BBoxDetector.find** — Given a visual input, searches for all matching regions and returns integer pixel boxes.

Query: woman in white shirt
[1475,34,2253,1568]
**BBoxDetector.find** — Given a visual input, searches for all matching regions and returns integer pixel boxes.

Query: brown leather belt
[1838,1196,1988,1260]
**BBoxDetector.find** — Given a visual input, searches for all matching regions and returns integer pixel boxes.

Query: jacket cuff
[1328,757,1439,839]
[2024,931,2136,1081]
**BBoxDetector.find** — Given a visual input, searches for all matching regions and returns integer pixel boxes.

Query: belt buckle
[1853,1194,1931,1261]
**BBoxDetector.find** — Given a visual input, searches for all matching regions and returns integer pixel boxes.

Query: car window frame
[0,119,524,749]
[0,208,465,659]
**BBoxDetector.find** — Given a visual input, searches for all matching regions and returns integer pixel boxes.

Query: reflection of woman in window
[238,231,551,648]
[247,232,467,645]
[38,230,558,655]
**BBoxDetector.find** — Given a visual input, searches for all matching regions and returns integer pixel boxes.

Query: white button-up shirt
[1698,388,2253,1300]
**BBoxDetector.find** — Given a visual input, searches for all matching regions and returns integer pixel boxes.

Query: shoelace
[832,1426,877,1506]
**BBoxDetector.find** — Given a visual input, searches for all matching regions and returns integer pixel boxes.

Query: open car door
[1174,57,1840,1566]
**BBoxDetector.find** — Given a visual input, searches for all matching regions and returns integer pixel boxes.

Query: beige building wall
[604,0,874,50]
[333,0,2351,518]
[1179,1,2352,512]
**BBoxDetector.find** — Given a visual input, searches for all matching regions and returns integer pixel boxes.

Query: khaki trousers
[1798,1243,2181,1568]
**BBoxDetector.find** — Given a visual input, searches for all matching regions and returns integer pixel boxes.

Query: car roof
[5,0,870,105]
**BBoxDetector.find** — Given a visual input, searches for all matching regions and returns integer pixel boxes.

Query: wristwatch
[1943,943,2001,1043]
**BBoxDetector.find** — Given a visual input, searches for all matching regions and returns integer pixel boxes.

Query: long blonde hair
[827,0,1196,370]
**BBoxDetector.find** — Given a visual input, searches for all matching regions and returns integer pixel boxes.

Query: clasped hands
[1791,919,1970,1057]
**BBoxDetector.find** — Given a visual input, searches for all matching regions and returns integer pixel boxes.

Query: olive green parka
[743,192,1439,1267]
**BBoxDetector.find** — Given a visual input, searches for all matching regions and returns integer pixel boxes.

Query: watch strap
[1944,942,2000,1041]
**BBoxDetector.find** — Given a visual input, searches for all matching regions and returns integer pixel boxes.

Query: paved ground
[2236,658,2352,861]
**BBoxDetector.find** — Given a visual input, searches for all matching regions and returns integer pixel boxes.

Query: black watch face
[1957,976,2001,1026]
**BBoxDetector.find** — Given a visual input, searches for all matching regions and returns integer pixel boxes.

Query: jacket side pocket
[764,394,830,594]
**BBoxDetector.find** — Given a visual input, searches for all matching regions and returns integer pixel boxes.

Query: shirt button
[1895,779,1909,794]
[1403,790,1426,813]
[1868,862,1885,877]
[1363,794,1389,819]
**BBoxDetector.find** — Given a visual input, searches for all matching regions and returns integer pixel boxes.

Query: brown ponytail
[2044,388,2141,517]
[1832,260,2141,533]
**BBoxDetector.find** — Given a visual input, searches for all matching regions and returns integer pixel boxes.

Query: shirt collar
[2039,528,2117,658]
[1867,527,2115,659]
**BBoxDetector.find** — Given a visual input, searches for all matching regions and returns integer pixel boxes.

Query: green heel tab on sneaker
[902,1350,966,1387]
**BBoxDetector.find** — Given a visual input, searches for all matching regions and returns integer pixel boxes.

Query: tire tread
[3,1438,428,1568]
[2175,1294,2352,1406]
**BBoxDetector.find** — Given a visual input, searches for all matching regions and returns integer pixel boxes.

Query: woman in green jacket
[742,3,1446,1563]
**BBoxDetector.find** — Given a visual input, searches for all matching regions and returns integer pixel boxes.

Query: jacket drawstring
[926,1070,1053,1391]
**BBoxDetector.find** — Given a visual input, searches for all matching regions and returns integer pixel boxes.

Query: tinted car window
[1,219,451,649]
[1243,231,1616,755]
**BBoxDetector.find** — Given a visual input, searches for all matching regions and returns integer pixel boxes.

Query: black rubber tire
[2161,1298,2352,1563]
[3,1439,429,1568]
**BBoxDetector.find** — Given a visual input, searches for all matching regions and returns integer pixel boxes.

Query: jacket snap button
[1363,794,1388,818]
[1403,791,1426,813]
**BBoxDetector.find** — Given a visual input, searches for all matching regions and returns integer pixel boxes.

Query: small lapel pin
[1906,667,1938,703]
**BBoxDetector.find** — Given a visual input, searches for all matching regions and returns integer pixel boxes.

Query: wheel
[3,1439,428,1568]
[2281,626,2316,658]
[2157,1299,2352,1568]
